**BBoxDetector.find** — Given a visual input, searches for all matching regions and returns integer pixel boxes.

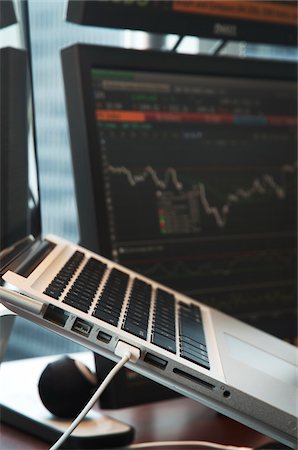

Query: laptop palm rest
[225,333,298,388]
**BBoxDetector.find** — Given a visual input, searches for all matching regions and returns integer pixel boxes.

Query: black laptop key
[69,286,95,298]
[126,302,150,318]
[180,317,206,345]
[154,325,175,340]
[93,308,119,326]
[156,288,175,301]
[129,279,152,303]
[63,297,89,313]
[154,322,176,336]
[106,268,129,287]
[61,251,84,273]
[43,250,85,298]
[126,311,149,325]
[155,315,175,326]
[180,349,210,369]
[103,268,129,291]
[96,303,122,318]
[93,268,128,320]
[180,323,206,347]
[59,256,107,312]
[64,292,93,306]
[151,332,176,354]
[127,278,151,301]
[122,322,147,340]
[50,277,67,288]
[64,290,94,304]
[151,288,176,350]
[122,278,151,338]
[125,316,148,328]
[155,306,175,320]
[100,291,122,305]
[43,288,61,300]
[180,341,209,360]
[181,340,207,354]
[179,303,206,346]
[100,298,123,312]
[178,303,210,368]
[93,269,129,319]
[155,289,175,313]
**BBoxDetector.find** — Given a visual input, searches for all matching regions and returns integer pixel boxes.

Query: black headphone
[38,356,97,418]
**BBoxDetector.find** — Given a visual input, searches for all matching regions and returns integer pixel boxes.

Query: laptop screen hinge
[0,237,56,278]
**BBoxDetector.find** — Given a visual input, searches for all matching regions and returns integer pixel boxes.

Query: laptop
[0,233,297,448]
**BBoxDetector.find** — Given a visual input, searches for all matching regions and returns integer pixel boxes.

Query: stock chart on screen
[89,67,297,337]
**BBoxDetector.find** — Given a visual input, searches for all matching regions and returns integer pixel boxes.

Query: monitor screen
[66,0,297,47]
[62,44,297,341]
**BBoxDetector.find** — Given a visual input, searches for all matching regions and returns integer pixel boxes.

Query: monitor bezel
[65,1,298,47]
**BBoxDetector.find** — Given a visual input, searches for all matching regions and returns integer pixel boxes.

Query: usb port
[144,352,167,369]
[72,318,92,337]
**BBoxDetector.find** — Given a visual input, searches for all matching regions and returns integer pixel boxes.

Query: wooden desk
[0,353,274,450]
[1,397,273,450]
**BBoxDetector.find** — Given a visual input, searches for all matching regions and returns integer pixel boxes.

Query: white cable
[49,350,132,450]
[48,342,251,450]
[129,442,252,450]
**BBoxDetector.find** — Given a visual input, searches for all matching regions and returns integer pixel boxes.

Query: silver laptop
[0,233,297,448]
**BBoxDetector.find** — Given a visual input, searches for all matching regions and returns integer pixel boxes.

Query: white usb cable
[49,341,253,450]
[49,342,140,450]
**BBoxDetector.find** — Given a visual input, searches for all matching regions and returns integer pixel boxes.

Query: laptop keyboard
[94,268,128,325]
[43,251,210,369]
[122,278,151,340]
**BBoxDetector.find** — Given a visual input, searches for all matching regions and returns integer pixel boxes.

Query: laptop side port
[97,330,112,343]
[44,305,69,326]
[72,318,92,337]
[173,367,215,390]
[144,352,168,369]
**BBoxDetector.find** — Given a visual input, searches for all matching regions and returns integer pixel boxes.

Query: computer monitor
[0,0,41,252]
[0,0,17,29]
[0,47,29,250]
[66,0,297,47]
[62,44,297,404]
[62,43,297,339]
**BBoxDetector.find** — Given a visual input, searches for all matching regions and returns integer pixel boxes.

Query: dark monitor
[0,47,29,250]
[66,0,297,47]
[0,1,41,252]
[62,44,297,404]
[62,44,297,341]
[0,0,17,29]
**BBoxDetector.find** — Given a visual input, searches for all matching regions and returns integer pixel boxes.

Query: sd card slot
[173,368,215,390]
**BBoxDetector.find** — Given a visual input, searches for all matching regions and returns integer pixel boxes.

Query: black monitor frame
[0,0,41,251]
[0,0,17,28]
[66,0,297,47]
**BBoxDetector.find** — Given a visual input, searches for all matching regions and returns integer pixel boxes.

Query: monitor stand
[0,352,134,449]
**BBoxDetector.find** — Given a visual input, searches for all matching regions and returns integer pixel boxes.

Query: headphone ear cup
[38,356,97,418]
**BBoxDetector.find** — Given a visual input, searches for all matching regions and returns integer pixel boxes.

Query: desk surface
[1,397,273,450]
[0,353,274,450]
